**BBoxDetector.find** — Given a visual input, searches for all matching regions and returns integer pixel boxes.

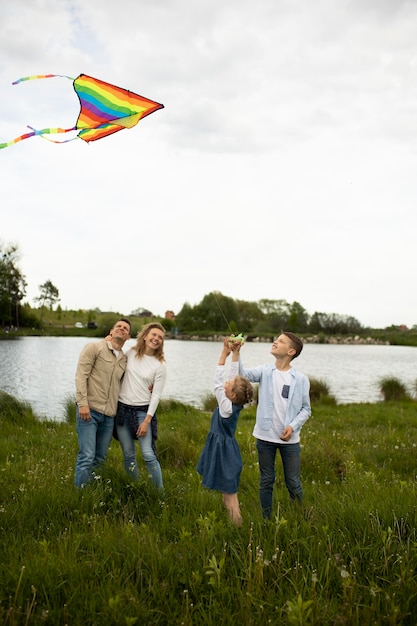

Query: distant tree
[257,298,291,335]
[199,292,239,333]
[287,301,310,333]
[176,293,243,334]
[35,280,60,325]
[309,311,363,334]
[235,299,264,333]
[175,302,197,332]
[36,280,60,310]
[0,242,27,327]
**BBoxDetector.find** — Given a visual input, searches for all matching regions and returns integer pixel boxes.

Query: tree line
[174,291,365,336]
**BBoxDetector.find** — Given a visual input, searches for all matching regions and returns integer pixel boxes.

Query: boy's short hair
[282,331,303,359]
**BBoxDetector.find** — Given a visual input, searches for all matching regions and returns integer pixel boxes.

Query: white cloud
[1,0,417,328]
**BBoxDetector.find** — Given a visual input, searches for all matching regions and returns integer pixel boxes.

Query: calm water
[0,337,416,421]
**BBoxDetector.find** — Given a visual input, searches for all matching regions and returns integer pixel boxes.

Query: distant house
[131,308,153,318]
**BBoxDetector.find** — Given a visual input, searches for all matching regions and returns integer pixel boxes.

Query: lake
[0,336,416,421]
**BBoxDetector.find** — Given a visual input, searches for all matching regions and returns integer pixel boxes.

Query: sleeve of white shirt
[228,361,239,380]
[214,365,233,419]
[147,362,167,417]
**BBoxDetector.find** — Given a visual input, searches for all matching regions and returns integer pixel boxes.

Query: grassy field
[1,393,417,625]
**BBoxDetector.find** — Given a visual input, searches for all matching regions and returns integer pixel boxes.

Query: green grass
[1,392,417,624]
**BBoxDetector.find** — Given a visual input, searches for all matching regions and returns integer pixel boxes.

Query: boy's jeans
[256,438,303,518]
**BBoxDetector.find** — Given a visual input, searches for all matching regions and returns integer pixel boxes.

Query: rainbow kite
[0,73,164,149]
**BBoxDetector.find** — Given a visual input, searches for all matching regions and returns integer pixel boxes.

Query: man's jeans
[74,408,114,487]
[116,410,164,490]
[256,438,303,518]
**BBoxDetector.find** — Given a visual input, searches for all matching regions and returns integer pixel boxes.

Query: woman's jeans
[74,408,114,487]
[116,410,164,490]
[256,438,303,518]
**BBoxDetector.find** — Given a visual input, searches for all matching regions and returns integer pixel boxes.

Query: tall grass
[1,393,417,624]
[379,376,412,401]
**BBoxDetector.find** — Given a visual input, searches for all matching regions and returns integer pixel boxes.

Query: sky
[1,0,417,329]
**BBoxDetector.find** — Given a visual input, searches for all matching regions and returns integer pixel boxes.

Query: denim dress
[197,402,243,494]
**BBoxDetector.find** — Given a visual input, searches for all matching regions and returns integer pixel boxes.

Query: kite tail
[0,125,78,149]
[12,74,74,85]
[0,75,76,149]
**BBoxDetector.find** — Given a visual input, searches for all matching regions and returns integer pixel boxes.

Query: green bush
[309,377,336,404]
[379,376,411,401]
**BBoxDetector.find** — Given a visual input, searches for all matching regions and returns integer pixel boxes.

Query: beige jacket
[75,339,127,417]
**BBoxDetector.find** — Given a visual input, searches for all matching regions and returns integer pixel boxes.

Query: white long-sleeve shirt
[119,348,167,417]
[215,361,239,418]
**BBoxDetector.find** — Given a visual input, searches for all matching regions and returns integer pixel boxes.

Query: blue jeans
[74,408,114,487]
[116,410,164,490]
[256,438,303,518]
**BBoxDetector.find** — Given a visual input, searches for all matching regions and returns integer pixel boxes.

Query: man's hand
[78,406,91,421]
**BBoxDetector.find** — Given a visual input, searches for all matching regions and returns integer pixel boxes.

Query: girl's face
[224,378,237,401]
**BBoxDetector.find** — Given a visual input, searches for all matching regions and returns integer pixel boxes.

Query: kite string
[213,292,234,335]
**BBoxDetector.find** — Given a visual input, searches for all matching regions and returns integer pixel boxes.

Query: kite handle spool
[228,332,245,346]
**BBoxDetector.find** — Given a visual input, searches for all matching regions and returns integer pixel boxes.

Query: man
[74,318,131,487]
[238,332,311,518]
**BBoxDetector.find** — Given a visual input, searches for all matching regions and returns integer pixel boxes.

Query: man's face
[111,320,131,343]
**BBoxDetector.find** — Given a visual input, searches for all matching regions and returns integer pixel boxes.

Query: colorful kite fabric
[0,73,164,149]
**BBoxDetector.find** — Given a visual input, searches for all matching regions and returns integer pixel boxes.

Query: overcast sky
[1,0,417,329]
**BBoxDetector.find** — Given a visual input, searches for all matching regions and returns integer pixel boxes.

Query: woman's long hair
[133,322,166,362]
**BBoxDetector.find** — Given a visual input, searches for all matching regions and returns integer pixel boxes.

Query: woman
[115,322,167,489]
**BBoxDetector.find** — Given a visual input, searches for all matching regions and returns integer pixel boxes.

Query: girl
[197,338,253,526]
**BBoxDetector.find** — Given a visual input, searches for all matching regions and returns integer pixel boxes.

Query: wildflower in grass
[341,567,350,579]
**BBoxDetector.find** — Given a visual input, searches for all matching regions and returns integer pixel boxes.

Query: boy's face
[271,334,295,359]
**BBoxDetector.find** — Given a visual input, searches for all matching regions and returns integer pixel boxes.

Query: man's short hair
[116,317,132,333]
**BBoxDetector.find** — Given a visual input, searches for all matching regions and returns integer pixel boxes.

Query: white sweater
[119,349,167,417]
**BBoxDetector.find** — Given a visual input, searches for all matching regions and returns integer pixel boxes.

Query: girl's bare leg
[222,493,242,527]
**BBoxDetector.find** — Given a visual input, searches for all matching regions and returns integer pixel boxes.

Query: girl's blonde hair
[133,322,166,362]
[232,375,254,406]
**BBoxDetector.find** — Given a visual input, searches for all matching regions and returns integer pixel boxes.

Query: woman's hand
[136,416,151,438]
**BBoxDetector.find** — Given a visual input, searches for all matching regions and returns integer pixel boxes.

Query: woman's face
[144,327,165,353]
